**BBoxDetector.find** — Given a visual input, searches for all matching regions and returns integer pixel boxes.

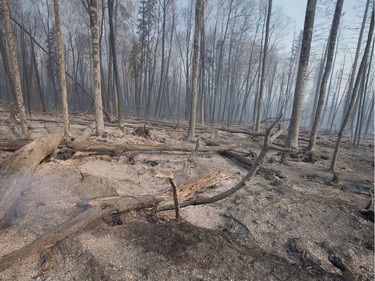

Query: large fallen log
[0,139,31,152]
[67,141,235,154]
[0,132,63,222]
[0,195,160,272]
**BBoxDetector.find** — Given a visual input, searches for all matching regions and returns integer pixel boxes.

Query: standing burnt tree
[283,0,317,152]
[254,0,272,132]
[89,0,105,135]
[331,8,374,172]
[108,0,122,126]
[188,0,202,140]
[53,0,70,137]
[1,0,29,137]
[307,0,344,156]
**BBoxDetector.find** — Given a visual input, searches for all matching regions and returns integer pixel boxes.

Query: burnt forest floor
[0,105,373,281]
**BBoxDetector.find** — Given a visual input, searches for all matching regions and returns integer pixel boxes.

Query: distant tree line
[0,0,373,156]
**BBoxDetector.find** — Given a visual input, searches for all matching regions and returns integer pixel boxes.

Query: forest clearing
[0,0,374,280]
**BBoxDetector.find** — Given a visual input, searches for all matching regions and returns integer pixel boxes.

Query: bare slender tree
[108,0,122,126]
[284,0,317,151]
[54,0,70,137]
[342,0,370,117]
[187,0,202,140]
[331,8,374,172]
[53,0,69,136]
[1,0,29,137]
[255,0,272,132]
[200,0,206,125]
[307,0,344,154]
[89,0,105,135]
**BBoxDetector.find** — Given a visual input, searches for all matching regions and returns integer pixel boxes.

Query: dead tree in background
[200,0,206,125]
[1,0,29,137]
[342,0,370,121]
[284,0,317,152]
[331,8,374,172]
[89,0,105,135]
[188,0,202,140]
[307,0,344,154]
[54,0,70,137]
[108,0,122,126]
[255,0,272,132]
[354,39,374,146]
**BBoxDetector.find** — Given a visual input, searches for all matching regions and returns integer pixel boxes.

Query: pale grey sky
[273,0,362,52]
[273,0,359,29]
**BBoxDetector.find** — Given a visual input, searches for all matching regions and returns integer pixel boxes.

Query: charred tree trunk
[187,0,202,140]
[1,0,29,137]
[89,0,105,135]
[284,0,317,151]
[255,0,272,132]
[307,0,343,153]
[54,0,70,137]
[331,8,374,172]
[108,0,123,126]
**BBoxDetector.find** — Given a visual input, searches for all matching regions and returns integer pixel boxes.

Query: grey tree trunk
[0,29,15,102]
[200,0,206,126]
[54,0,70,137]
[321,26,341,128]
[363,94,374,138]
[331,8,374,172]
[30,38,46,112]
[255,0,272,132]
[1,0,29,137]
[328,59,346,135]
[187,0,202,140]
[285,0,317,150]
[89,0,105,135]
[155,0,168,116]
[310,44,327,130]
[354,40,374,146]
[342,0,370,117]
[108,0,122,126]
[353,64,367,145]
[307,0,344,152]
[211,0,232,124]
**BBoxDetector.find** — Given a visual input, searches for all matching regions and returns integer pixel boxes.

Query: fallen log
[217,127,264,137]
[0,139,31,152]
[0,171,222,272]
[0,195,160,273]
[67,141,236,154]
[0,132,63,222]
[220,150,256,169]
[74,122,95,142]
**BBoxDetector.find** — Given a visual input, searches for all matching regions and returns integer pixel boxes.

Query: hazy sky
[273,0,362,52]
[273,0,359,29]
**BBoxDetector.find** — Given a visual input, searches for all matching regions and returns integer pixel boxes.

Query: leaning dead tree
[0,115,284,272]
